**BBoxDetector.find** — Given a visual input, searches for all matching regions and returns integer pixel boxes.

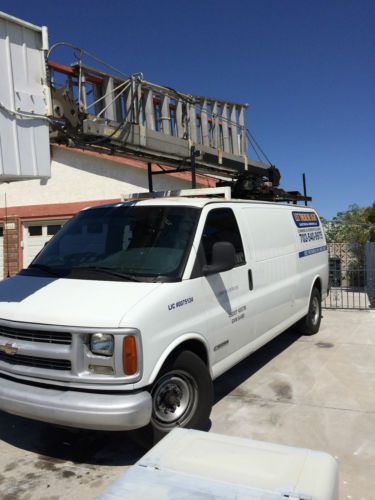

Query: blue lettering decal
[299,245,327,258]
[168,297,194,311]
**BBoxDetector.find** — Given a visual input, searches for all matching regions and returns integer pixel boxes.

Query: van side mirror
[202,242,236,276]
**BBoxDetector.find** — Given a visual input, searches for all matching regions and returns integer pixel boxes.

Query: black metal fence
[323,240,375,310]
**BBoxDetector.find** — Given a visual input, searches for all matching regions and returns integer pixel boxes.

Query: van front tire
[297,287,322,335]
[132,350,213,448]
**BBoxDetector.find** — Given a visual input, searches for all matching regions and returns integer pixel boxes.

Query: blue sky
[2,0,374,218]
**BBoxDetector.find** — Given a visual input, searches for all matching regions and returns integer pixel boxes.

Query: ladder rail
[50,61,249,159]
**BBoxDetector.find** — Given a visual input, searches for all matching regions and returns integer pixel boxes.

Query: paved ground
[0,310,374,499]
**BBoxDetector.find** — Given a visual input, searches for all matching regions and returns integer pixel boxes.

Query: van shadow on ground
[0,327,302,467]
[213,326,303,404]
[0,412,145,467]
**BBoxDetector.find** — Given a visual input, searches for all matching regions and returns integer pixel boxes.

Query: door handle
[248,269,253,291]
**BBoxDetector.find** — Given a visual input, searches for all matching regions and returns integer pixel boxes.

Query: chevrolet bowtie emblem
[0,343,18,355]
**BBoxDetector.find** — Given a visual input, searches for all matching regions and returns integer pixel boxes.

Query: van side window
[201,208,246,266]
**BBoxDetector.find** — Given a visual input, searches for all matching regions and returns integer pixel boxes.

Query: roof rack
[47,51,311,205]
[122,186,231,201]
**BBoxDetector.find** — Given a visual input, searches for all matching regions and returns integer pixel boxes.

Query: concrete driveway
[0,310,374,499]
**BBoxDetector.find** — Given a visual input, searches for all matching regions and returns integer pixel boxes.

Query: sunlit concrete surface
[212,310,375,499]
[0,309,374,499]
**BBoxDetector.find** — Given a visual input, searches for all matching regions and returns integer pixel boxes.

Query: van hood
[0,275,161,328]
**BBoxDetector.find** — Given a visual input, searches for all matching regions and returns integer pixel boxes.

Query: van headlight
[90,333,114,356]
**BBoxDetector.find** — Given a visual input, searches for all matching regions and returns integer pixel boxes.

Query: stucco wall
[0,146,195,208]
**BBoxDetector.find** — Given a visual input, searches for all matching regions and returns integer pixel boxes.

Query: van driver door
[191,207,255,369]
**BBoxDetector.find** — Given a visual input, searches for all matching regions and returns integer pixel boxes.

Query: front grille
[0,352,71,371]
[0,324,72,345]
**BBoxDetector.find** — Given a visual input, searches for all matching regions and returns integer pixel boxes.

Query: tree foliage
[322,203,375,244]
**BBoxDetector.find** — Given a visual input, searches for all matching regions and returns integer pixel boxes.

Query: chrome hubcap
[152,371,197,426]
[311,296,320,325]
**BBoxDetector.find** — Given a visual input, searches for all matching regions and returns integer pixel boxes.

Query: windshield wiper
[28,264,64,277]
[71,266,144,282]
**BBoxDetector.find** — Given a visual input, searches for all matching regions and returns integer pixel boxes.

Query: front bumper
[0,376,152,431]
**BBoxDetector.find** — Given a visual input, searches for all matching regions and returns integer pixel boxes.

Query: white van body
[0,198,328,433]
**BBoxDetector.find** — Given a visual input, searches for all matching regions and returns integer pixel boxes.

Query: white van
[0,195,328,444]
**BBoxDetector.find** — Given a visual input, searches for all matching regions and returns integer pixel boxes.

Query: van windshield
[27,205,199,282]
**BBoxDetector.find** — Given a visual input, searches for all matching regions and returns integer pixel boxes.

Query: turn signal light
[123,336,137,375]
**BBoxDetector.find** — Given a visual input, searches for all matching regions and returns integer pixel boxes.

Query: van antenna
[302,173,308,207]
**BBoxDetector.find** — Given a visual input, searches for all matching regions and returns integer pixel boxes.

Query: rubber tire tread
[297,287,322,335]
[131,350,213,448]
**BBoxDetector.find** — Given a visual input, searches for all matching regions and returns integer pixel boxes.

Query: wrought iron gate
[323,239,375,310]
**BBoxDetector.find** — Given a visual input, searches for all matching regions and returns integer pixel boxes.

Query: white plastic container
[99,428,339,499]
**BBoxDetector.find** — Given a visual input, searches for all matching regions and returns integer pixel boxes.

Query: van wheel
[132,350,213,448]
[297,287,322,335]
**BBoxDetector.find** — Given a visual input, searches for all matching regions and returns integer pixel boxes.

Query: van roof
[84,197,317,211]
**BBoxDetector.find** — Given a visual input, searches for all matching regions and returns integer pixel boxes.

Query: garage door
[0,226,3,280]
[23,220,67,268]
